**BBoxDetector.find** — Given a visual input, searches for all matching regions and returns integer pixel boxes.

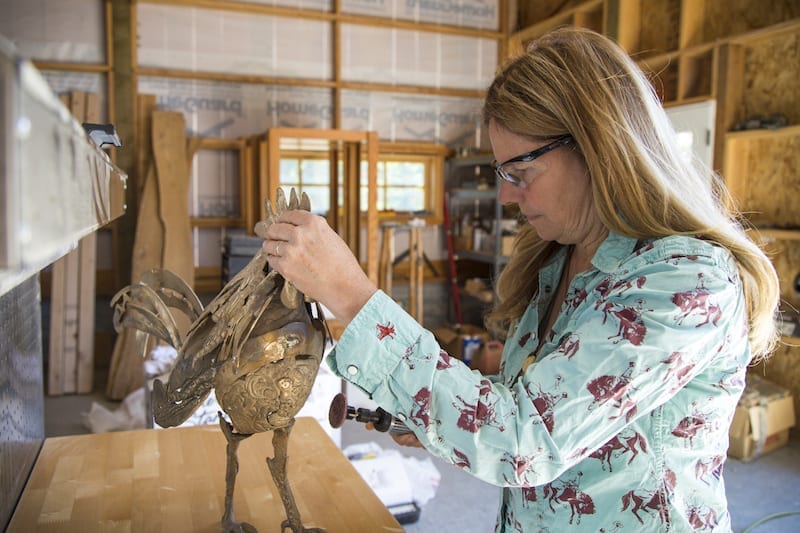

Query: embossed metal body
[112,189,326,532]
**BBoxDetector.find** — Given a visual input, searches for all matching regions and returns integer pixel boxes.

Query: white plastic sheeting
[341,90,486,147]
[341,24,497,90]
[219,0,332,11]
[139,76,485,148]
[343,0,498,29]
[138,4,333,80]
[215,0,499,29]
[139,77,334,137]
[40,70,108,120]
[0,0,106,63]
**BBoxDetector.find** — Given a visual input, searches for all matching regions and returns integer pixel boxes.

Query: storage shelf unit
[445,154,512,325]
[446,155,509,278]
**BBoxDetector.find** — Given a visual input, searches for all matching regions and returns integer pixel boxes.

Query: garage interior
[1,1,799,531]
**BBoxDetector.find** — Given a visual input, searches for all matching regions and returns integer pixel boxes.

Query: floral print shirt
[328,232,748,532]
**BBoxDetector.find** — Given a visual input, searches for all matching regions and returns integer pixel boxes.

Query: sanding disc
[328,392,348,428]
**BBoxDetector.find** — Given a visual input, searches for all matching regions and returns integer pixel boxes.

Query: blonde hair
[482,27,779,360]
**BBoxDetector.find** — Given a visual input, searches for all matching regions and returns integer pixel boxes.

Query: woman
[263,27,779,532]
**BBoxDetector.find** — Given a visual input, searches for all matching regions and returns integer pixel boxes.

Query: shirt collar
[591,231,640,273]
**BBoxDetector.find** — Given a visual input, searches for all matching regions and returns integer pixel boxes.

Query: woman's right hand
[262,209,377,325]
[365,422,424,448]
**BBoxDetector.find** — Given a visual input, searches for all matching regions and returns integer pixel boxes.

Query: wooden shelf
[725,124,800,141]
[750,228,800,242]
[450,187,497,200]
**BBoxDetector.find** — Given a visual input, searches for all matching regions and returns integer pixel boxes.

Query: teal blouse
[329,232,748,532]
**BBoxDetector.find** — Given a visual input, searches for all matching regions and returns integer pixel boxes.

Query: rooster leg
[218,414,257,533]
[267,419,324,533]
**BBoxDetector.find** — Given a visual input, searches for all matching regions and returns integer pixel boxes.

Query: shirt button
[396,413,407,421]
[347,365,359,376]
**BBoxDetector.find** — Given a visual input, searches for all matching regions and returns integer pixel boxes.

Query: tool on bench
[328,393,411,435]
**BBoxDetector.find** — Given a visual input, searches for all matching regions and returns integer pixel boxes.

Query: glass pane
[280,159,300,185]
[301,159,330,185]
[386,161,425,186]
[303,186,330,215]
[387,188,425,212]
[360,160,386,186]
[361,188,385,211]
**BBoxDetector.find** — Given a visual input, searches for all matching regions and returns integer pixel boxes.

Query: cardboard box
[433,324,489,366]
[728,374,796,461]
[463,277,494,303]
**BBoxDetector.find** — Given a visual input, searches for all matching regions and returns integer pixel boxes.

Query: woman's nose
[497,179,520,205]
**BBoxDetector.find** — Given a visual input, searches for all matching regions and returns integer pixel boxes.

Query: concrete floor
[44,381,800,533]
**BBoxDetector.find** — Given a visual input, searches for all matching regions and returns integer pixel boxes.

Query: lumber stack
[47,91,100,395]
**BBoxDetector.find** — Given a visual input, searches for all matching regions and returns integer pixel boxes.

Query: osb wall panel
[641,61,678,103]
[639,0,680,55]
[518,0,582,28]
[756,236,800,422]
[764,238,800,308]
[703,0,800,43]
[737,135,800,227]
[742,32,800,124]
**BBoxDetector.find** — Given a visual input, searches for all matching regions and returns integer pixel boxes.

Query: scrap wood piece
[106,163,163,400]
[152,111,194,336]
[152,111,193,288]
[107,111,196,400]
[136,94,157,199]
[77,232,97,393]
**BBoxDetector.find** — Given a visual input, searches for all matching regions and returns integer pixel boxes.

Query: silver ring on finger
[275,242,281,256]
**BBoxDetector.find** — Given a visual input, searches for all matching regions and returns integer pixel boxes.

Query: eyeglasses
[492,135,574,188]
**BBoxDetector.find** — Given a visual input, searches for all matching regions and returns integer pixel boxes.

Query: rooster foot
[222,519,257,533]
[280,519,324,533]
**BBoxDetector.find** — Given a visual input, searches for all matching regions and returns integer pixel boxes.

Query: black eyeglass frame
[492,135,574,187]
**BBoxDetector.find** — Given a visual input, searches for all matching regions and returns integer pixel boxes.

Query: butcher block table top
[8,417,403,532]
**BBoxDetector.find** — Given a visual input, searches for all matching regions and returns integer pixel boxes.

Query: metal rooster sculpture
[112,188,326,533]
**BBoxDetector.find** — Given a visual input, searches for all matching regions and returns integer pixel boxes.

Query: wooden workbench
[8,417,403,532]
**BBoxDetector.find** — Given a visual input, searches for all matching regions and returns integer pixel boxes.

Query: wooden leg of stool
[409,228,417,319]
[379,226,394,297]
[416,229,424,323]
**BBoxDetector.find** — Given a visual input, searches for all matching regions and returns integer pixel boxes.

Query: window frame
[277,141,449,225]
